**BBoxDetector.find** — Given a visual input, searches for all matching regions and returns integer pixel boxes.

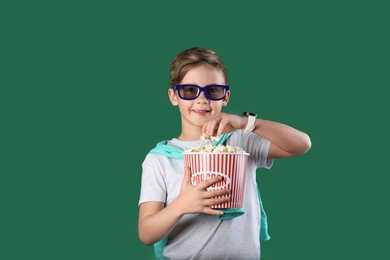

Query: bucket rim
[183,151,250,156]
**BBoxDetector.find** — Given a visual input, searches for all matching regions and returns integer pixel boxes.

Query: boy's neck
[177,131,202,141]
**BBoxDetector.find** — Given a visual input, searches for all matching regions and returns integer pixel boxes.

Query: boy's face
[168,64,230,131]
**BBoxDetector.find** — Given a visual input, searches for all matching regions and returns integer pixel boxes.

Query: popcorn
[200,133,220,141]
[185,143,247,154]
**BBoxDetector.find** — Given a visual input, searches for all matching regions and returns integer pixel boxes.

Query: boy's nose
[196,91,209,103]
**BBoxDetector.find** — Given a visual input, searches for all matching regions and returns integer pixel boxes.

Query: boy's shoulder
[147,139,183,159]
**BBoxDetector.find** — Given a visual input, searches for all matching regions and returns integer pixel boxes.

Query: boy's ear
[168,88,179,106]
[222,90,230,107]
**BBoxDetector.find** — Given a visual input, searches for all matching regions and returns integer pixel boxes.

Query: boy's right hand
[176,166,230,216]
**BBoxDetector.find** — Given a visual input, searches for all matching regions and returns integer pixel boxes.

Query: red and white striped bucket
[183,152,249,208]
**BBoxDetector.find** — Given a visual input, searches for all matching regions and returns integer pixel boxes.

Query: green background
[1,1,389,259]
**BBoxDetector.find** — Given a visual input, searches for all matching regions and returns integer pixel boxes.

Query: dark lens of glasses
[179,86,199,99]
[206,86,226,99]
[178,85,227,100]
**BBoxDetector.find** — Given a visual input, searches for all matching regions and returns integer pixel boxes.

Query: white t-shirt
[139,130,273,260]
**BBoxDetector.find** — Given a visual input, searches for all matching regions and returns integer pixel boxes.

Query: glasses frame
[171,84,230,101]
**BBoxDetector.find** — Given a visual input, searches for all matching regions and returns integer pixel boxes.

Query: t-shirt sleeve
[138,154,167,206]
[227,130,274,169]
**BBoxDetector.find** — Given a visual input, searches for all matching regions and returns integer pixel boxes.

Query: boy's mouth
[192,109,211,115]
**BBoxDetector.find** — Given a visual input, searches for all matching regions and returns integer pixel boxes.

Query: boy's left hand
[202,112,246,137]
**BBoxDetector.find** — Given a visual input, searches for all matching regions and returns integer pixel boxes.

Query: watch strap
[243,112,257,132]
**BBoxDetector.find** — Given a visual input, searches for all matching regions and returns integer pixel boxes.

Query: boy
[138,47,311,259]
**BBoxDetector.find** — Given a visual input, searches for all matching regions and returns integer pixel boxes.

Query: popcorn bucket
[183,152,249,208]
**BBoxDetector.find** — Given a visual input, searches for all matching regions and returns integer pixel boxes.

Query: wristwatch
[242,112,257,132]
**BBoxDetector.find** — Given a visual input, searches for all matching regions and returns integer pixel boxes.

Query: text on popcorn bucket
[191,172,231,190]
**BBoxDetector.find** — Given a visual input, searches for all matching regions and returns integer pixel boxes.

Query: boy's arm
[138,201,181,246]
[251,118,311,159]
[138,167,229,246]
[203,113,311,159]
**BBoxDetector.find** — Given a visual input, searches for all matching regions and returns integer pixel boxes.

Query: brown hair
[169,47,228,86]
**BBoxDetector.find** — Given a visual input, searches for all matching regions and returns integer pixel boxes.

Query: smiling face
[168,64,230,140]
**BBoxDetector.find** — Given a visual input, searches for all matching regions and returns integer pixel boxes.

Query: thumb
[182,166,192,185]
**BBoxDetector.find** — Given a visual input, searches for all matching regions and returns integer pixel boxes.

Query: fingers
[201,196,230,216]
[203,195,229,206]
[184,167,226,191]
[202,208,226,216]
[182,166,231,216]
[201,188,230,199]
[198,175,223,189]
[202,114,222,137]
[216,119,227,136]
[202,113,233,137]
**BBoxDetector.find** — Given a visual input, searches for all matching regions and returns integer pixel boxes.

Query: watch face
[243,112,257,117]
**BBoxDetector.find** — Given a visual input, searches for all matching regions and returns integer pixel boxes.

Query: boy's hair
[169,47,228,86]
